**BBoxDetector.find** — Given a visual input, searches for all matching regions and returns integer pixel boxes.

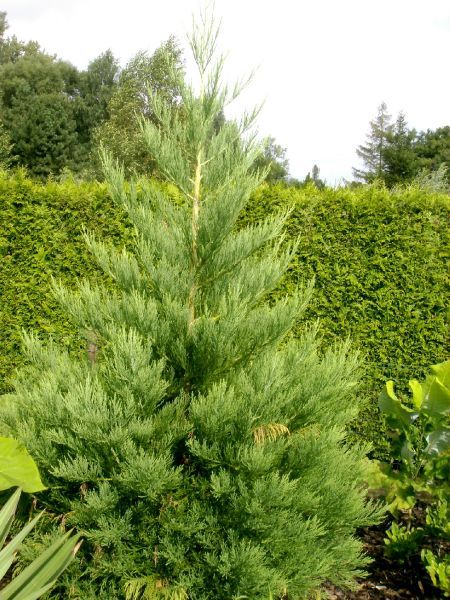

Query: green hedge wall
[0,171,133,396]
[243,183,449,453]
[0,172,448,455]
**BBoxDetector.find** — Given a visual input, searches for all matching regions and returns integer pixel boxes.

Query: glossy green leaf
[0,438,45,493]
[409,378,423,410]
[400,440,415,465]
[378,381,418,427]
[425,428,450,455]
[430,360,450,389]
[421,376,450,417]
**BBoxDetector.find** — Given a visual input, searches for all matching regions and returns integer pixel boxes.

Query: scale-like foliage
[1,12,381,599]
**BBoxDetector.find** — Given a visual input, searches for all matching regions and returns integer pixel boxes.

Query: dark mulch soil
[324,507,449,599]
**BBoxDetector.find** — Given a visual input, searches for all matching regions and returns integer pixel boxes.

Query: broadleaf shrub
[367,361,450,596]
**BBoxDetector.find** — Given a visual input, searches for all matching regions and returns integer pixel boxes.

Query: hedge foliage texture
[0,172,448,453]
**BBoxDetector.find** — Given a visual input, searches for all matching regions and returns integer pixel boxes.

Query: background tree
[304,163,325,189]
[414,126,450,183]
[10,93,79,177]
[354,105,449,188]
[0,51,81,177]
[382,112,418,187]
[2,13,380,599]
[353,102,392,182]
[251,135,289,182]
[0,11,40,64]
[74,50,120,165]
[0,14,291,184]
[0,13,120,177]
[0,120,12,168]
[412,163,449,193]
[92,37,184,177]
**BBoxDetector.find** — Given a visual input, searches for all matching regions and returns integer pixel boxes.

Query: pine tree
[382,112,418,187]
[304,164,325,189]
[1,12,380,599]
[353,102,392,182]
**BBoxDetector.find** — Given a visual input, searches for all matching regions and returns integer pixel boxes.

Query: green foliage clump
[421,549,450,597]
[251,136,289,183]
[0,434,80,600]
[411,163,449,194]
[383,521,424,561]
[367,361,450,596]
[374,359,450,512]
[0,16,380,599]
[1,175,449,460]
[354,103,450,187]
[415,126,450,183]
[0,51,81,178]
[0,439,81,600]
[0,12,120,178]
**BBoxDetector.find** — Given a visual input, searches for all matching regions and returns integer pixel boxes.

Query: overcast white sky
[3,0,450,184]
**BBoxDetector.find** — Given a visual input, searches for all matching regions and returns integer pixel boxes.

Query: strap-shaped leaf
[0,554,15,583]
[13,581,54,600]
[378,381,418,427]
[0,488,21,548]
[1,530,81,599]
[0,512,43,577]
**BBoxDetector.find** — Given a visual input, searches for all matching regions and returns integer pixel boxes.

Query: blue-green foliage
[0,20,382,596]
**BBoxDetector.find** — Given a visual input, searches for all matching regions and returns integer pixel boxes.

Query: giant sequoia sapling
[2,11,380,599]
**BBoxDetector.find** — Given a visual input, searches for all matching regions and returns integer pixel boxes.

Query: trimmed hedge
[0,170,133,395]
[0,172,448,454]
[243,183,449,453]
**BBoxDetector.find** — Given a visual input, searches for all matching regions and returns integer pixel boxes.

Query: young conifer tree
[2,11,380,600]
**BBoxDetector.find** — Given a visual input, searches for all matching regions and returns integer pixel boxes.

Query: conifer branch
[252,423,290,444]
